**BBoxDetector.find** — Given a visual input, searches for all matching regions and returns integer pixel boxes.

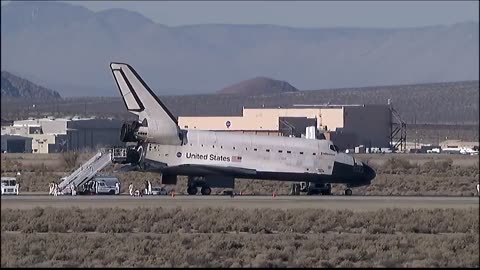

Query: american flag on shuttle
[232,156,242,162]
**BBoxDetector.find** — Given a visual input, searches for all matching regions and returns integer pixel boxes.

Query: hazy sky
[52,1,479,28]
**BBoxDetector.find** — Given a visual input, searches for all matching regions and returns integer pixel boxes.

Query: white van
[92,176,120,195]
[1,177,19,195]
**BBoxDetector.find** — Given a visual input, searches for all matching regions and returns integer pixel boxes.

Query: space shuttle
[110,63,375,195]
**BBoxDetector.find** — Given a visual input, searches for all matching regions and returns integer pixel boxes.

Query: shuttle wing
[167,164,257,176]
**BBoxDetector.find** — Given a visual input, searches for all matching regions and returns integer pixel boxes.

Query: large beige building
[178,105,392,150]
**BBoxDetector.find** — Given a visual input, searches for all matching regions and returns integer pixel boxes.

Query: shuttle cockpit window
[329,144,339,153]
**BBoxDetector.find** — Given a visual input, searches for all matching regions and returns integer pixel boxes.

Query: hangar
[1,117,124,153]
[178,104,401,151]
[1,135,33,153]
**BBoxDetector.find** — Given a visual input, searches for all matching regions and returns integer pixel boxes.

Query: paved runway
[1,195,478,211]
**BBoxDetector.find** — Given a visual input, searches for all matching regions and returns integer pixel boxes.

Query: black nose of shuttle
[363,164,376,181]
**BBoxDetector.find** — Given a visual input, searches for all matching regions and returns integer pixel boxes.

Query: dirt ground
[1,195,478,211]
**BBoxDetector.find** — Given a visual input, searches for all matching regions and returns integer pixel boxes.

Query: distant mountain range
[1,1,479,96]
[1,71,61,100]
[218,77,299,95]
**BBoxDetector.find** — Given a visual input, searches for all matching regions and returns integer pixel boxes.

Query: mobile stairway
[57,148,127,194]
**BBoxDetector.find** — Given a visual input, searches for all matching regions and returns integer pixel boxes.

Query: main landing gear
[187,176,211,195]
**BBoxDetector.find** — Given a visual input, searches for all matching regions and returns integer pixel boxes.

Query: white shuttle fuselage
[110,63,376,194]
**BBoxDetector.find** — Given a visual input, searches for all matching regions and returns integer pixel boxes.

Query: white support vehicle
[61,175,120,195]
[150,186,169,195]
[1,177,19,195]
[93,176,121,195]
[426,148,441,154]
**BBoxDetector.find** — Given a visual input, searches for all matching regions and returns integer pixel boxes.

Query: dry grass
[2,233,479,268]
[1,207,478,234]
[60,152,79,170]
[1,207,479,268]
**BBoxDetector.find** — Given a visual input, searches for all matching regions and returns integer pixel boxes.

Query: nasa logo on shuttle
[176,152,182,158]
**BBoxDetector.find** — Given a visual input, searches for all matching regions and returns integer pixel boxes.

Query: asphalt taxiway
[1,195,478,211]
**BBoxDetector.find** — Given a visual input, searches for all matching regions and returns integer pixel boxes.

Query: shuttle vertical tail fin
[110,62,182,145]
[110,63,177,122]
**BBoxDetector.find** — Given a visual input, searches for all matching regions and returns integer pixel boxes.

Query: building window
[254,148,258,151]
[313,153,316,156]
[287,151,291,154]
[266,149,270,152]
[278,150,283,153]
[300,152,304,154]
[233,146,236,150]
[184,125,188,128]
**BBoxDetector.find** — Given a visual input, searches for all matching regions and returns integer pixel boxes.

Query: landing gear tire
[323,184,332,195]
[187,186,198,195]
[201,186,212,196]
[345,189,352,196]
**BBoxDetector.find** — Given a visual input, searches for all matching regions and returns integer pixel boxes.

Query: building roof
[67,118,123,129]
[1,134,33,141]
[243,104,389,109]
